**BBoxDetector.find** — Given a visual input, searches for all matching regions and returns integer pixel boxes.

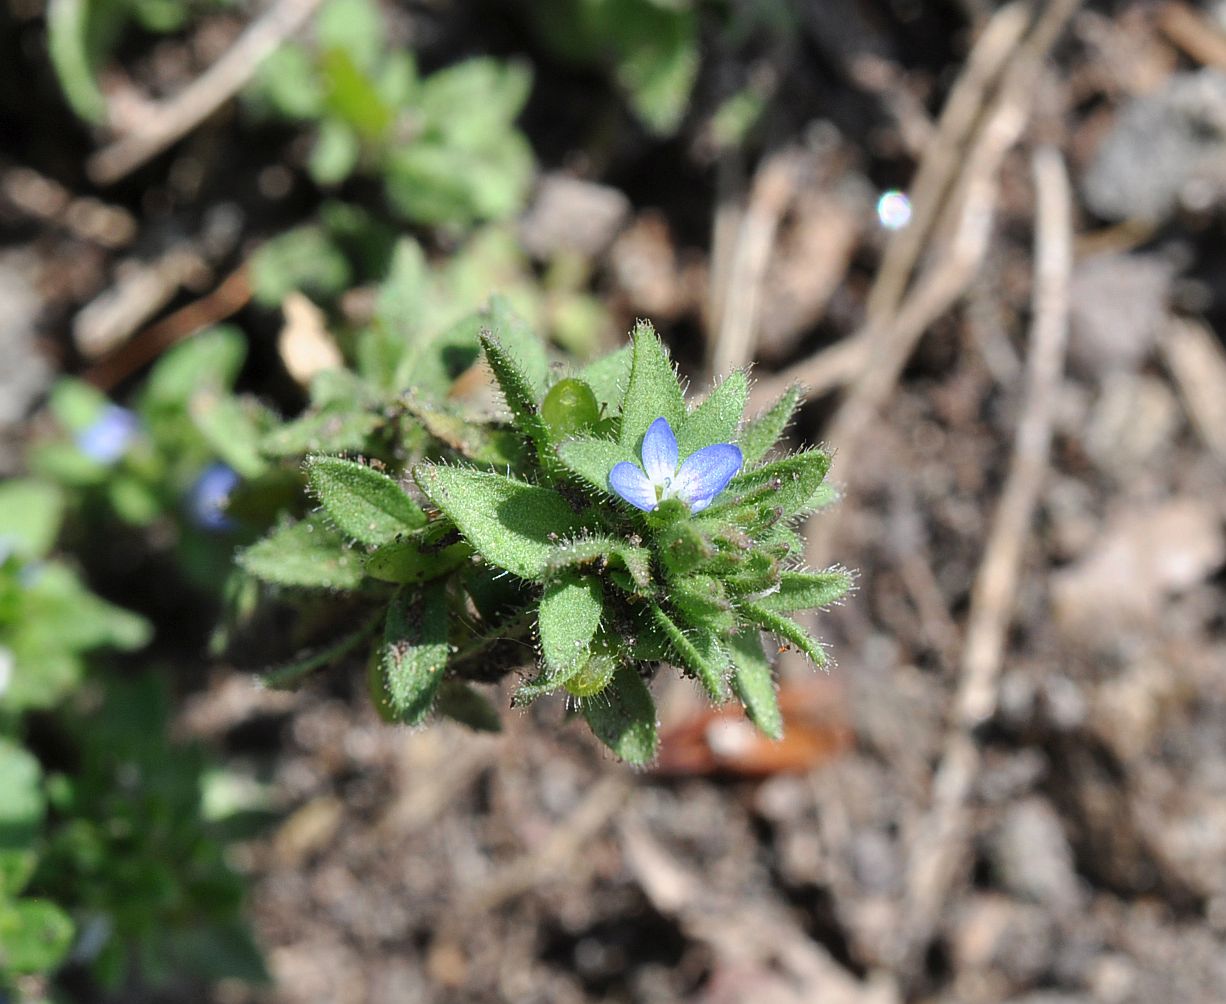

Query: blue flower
[609,417,742,513]
[187,463,241,532]
[75,405,140,465]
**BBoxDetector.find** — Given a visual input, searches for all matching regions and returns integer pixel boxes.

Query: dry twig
[802,0,1079,573]
[620,817,899,1004]
[748,2,1032,412]
[1156,2,1226,71]
[1161,317,1226,466]
[84,266,251,390]
[894,145,1073,978]
[709,149,804,379]
[0,164,136,247]
[87,0,325,184]
[459,775,632,912]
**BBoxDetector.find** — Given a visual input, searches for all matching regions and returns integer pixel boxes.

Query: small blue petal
[672,443,743,512]
[609,461,657,511]
[640,417,678,486]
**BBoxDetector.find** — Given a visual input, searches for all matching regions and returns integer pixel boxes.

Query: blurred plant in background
[247,0,534,225]
[0,482,263,995]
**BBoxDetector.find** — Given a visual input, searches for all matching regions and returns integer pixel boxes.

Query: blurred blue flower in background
[75,405,140,465]
[187,463,241,532]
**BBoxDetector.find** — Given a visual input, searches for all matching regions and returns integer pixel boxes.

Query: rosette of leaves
[237,312,849,764]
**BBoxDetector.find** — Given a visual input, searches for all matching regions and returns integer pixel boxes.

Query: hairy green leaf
[709,449,832,524]
[670,575,735,634]
[729,630,782,740]
[676,371,746,457]
[237,516,365,590]
[754,569,853,614]
[651,604,730,702]
[382,587,450,723]
[364,524,471,584]
[414,466,584,580]
[478,329,554,468]
[582,665,658,765]
[539,571,603,676]
[657,520,715,576]
[619,321,684,452]
[578,343,632,416]
[740,385,801,466]
[486,295,549,396]
[307,456,426,546]
[546,534,653,594]
[556,435,628,496]
[741,602,827,667]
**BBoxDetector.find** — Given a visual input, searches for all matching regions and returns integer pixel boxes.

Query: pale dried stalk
[803,0,1080,571]
[895,145,1073,979]
[709,148,803,379]
[88,0,325,184]
[748,1,1031,412]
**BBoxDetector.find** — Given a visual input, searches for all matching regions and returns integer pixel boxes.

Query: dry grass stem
[87,0,326,184]
[895,144,1073,979]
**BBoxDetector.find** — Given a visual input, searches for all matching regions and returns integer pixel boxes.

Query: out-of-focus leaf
[144,327,246,407]
[316,0,382,71]
[0,481,64,560]
[0,898,74,975]
[0,739,44,849]
[46,0,110,123]
[250,227,351,306]
[251,44,324,120]
[320,47,393,139]
[309,118,361,185]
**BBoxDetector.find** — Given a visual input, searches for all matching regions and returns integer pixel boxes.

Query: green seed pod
[542,378,600,438]
[563,652,617,697]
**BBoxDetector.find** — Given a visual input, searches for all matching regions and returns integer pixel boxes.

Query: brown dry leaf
[654,680,852,777]
[279,291,342,387]
[1162,316,1226,464]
